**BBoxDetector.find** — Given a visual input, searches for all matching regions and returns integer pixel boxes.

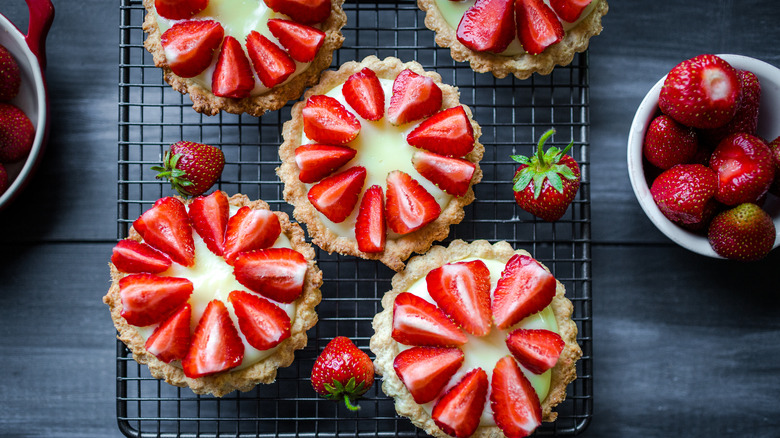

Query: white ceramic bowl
[0,1,54,211]
[627,54,780,258]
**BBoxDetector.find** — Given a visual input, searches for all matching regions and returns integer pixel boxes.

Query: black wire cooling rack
[117,0,593,436]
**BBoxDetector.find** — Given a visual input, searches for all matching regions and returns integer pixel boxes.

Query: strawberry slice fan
[278,56,484,272]
[369,241,582,438]
[142,0,346,116]
[105,193,322,397]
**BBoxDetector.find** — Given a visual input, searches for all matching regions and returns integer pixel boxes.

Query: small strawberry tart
[370,240,581,438]
[278,56,484,271]
[418,0,608,79]
[104,192,322,396]
[142,0,346,116]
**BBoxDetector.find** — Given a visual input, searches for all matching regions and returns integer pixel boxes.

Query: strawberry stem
[343,395,360,411]
[536,128,556,167]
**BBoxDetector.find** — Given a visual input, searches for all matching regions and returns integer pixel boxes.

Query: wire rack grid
[117,0,593,436]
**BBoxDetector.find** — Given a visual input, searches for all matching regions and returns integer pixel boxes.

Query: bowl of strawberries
[0,0,54,211]
[628,54,780,261]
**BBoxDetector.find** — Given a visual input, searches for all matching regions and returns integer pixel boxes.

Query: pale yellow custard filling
[134,206,296,372]
[434,0,599,56]
[154,0,313,96]
[301,78,453,240]
[398,257,559,427]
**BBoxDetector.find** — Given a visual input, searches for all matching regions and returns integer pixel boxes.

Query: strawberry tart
[278,56,484,271]
[104,192,323,396]
[370,240,581,438]
[418,0,608,79]
[142,0,346,116]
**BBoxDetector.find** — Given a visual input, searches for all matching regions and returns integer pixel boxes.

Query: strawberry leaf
[512,167,534,192]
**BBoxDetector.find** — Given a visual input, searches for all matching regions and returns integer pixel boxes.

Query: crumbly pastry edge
[103,192,323,397]
[417,0,609,80]
[369,239,582,438]
[277,55,485,272]
[141,0,347,117]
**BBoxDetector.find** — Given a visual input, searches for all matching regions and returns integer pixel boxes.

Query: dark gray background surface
[1,1,779,437]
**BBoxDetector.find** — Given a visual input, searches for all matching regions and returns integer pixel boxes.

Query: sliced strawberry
[385,170,441,234]
[133,197,195,267]
[426,260,492,336]
[355,185,386,253]
[160,20,224,78]
[294,144,357,183]
[549,0,592,22]
[267,19,326,63]
[490,356,543,438]
[506,328,565,375]
[188,191,229,257]
[111,239,172,274]
[387,69,442,126]
[392,292,467,347]
[393,347,464,404]
[456,0,515,53]
[145,303,191,363]
[412,151,476,197]
[223,206,282,262]
[245,31,296,88]
[118,274,193,327]
[432,368,488,438]
[155,0,208,20]
[302,95,361,145]
[212,35,255,99]
[233,248,308,303]
[307,166,366,223]
[492,254,556,330]
[515,0,565,55]
[182,300,244,378]
[228,290,291,350]
[263,0,331,25]
[343,68,385,121]
[406,106,475,156]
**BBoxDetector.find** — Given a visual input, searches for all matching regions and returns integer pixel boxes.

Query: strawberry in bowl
[278,56,485,271]
[141,0,347,116]
[628,54,780,260]
[104,192,323,396]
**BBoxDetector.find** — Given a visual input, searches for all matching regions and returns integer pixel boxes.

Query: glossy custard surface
[301,78,453,240]
[155,0,313,95]
[399,257,559,427]
[134,206,296,371]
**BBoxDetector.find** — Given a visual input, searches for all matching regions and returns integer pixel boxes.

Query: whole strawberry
[643,114,698,169]
[152,141,225,197]
[0,103,35,162]
[700,70,761,147]
[658,54,740,129]
[708,203,775,261]
[709,133,775,206]
[0,45,21,101]
[512,129,580,222]
[650,164,718,227]
[311,336,374,411]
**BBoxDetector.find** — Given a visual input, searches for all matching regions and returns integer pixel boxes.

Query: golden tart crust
[277,56,484,272]
[141,0,347,117]
[104,193,323,397]
[418,0,608,79]
[370,239,581,437]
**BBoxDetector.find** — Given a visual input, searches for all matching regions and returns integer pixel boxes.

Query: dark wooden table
[1,1,779,437]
